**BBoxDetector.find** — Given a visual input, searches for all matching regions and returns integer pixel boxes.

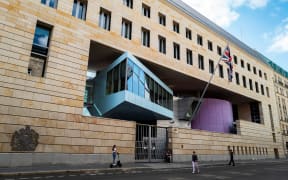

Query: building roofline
[168,0,288,78]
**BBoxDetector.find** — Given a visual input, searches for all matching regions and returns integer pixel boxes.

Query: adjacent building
[0,0,287,167]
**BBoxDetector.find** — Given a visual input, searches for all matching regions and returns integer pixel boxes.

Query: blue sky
[181,0,288,71]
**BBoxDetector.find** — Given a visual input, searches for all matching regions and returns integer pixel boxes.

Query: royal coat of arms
[11,125,39,151]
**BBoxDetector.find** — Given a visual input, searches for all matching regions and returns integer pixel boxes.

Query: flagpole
[187,54,225,127]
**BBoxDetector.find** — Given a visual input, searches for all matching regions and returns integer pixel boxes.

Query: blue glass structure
[87,52,173,121]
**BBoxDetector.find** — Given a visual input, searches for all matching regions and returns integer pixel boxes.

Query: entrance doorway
[274,148,279,159]
[135,124,168,162]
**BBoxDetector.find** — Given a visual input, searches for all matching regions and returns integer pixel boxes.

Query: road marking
[19,178,29,180]
[215,176,231,179]
[32,177,42,179]
[57,175,65,178]
[89,174,97,176]
[4,179,15,180]
[69,175,76,177]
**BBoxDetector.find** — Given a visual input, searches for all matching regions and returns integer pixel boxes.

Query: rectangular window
[159,13,166,26]
[250,102,261,124]
[259,70,262,77]
[264,73,267,80]
[241,59,244,68]
[123,0,133,8]
[255,82,259,93]
[217,46,222,55]
[261,84,265,95]
[142,4,150,18]
[242,76,246,88]
[28,22,52,77]
[219,64,224,78]
[186,28,192,40]
[198,54,204,70]
[99,8,111,31]
[173,21,180,33]
[186,49,193,65]
[208,40,213,51]
[72,0,87,20]
[209,60,214,74]
[253,66,257,74]
[235,72,240,85]
[247,63,251,71]
[173,43,180,60]
[158,35,166,54]
[266,87,270,97]
[41,0,58,8]
[249,79,253,90]
[121,18,132,39]
[197,34,203,46]
[141,28,150,47]
[233,55,238,64]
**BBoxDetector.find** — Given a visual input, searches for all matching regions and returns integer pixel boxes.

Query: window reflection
[106,59,173,110]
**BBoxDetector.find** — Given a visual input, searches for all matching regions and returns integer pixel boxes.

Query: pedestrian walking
[112,145,117,165]
[228,149,235,166]
[192,151,200,173]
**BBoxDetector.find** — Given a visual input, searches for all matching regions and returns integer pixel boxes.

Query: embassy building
[0,0,287,167]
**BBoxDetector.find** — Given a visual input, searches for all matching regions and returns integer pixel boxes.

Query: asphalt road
[1,161,288,180]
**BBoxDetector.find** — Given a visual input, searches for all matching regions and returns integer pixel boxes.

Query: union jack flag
[221,45,233,82]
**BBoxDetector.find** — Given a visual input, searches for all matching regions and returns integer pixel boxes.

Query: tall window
[217,46,222,55]
[260,84,265,95]
[41,0,58,8]
[209,60,214,74]
[121,18,132,39]
[186,49,193,65]
[197,34,203,46]
[28,22,52,77]
[240,59,244,68]
[123,0,133,8]
[173,43,180,60]
[255,82,259,93]
[173,21,179,33]
[233,55,238,64]
[247,63,251,71]
[242,76,246,88]
[72,0,87,20]
[186,28,192,40]
[259,70,262,77]
[99,8,111,31]
[198,54,204,70]
[235,72,240,85]
[266,87,270,97]
[158,36,166,54]
[142,4,150,18]
[141,28,150,47]
[159,13,166,26]
[219,64,224,78]
[253,66,257,74]
[208,40,213,51]
[250,102,261,124]
[249,79,253,90]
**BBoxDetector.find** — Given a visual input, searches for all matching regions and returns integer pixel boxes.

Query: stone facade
[0,0,286,167]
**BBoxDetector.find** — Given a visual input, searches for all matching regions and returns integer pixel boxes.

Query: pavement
[0,159,287,177]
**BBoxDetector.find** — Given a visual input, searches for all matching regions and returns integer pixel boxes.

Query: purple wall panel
[191,98,233,133]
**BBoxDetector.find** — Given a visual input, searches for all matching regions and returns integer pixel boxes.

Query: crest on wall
[10,125,39,151]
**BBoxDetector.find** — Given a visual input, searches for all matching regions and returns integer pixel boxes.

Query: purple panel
[191,98,233,133]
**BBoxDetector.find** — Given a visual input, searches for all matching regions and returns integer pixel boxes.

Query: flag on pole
[221,45,233,82]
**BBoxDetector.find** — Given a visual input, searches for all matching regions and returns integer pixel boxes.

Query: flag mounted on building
[221,45,233,82]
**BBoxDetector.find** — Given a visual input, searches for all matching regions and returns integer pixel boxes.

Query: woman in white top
[112,145,117,164]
